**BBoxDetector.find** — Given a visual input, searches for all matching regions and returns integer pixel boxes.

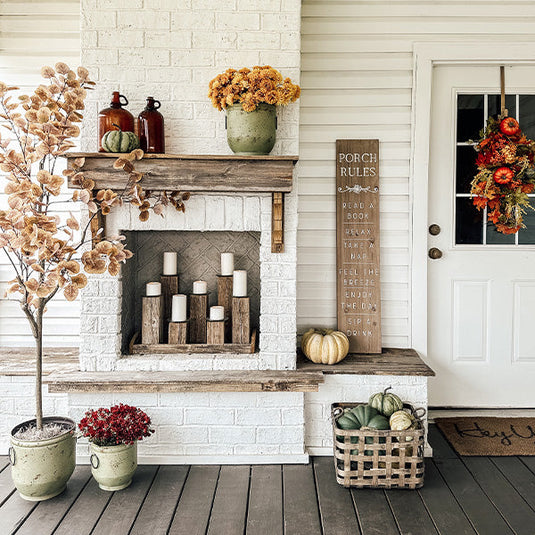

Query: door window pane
[456,198,483,244]
[488,94,516,120]
[519,95,535,139]
[457,95,484,142]
[486,223,515,245]
[518,207,535,245]
[456,145,478,194]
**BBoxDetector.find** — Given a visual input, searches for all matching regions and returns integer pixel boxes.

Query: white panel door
[428,65,535,407]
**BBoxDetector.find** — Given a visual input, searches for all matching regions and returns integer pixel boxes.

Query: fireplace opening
[120,230,261,354]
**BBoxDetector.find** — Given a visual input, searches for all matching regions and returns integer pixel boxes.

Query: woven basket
[331,402,426,489]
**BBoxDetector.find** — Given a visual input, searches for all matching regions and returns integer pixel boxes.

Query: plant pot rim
[90,441,137,452]
[225,102,277,112]
[10,416,76,446]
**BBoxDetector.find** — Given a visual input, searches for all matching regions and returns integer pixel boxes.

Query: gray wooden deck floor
[2,425,535,535]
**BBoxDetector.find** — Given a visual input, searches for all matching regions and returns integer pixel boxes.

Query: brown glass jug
[138,97,165,153]
[98,92,135,152]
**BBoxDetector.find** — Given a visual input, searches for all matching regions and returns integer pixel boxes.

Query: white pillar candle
[220,252,234,276]
[171,294,187,322]
[232,270,247,297]
[163,252,178,276]
[209,305,225,321]
[192,280,207,294]
[146,282,161,296]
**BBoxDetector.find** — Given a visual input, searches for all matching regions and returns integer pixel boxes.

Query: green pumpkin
[369,387,403,417]
[101,127,139,153]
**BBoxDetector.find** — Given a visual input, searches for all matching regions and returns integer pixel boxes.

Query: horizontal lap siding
[0,0,80,346]
[297,0,535,347]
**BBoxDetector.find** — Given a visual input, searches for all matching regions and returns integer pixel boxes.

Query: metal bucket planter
[90,441,137,491]
[10,416,76,501]
[225,102,277,155]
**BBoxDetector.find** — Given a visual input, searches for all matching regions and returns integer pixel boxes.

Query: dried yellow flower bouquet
[208,65,300,112]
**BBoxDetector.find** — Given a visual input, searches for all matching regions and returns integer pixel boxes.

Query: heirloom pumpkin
[301,328,350,365]
[369,387,403,417]
[101,125,140,153]
[389,410,414,431]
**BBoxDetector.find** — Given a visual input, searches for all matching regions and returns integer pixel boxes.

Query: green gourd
[101,124,139,153]
[369,387,403,417]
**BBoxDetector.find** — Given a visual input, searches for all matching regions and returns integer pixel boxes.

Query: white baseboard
[77,453,310,465]
[429,408,535,421]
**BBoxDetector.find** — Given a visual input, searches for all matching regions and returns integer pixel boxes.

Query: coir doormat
[435,417,535,456]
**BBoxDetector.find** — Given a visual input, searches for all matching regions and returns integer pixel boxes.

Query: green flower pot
[90,441,137,491]
[10,417,76,501]
[225,102,277,155]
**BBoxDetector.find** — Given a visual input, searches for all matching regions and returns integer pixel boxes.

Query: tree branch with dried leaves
[0,63,189,433]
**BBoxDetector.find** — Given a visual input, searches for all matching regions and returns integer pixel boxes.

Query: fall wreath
[470,116,535,234]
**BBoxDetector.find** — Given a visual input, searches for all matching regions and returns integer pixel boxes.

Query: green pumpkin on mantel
[225,102,277,155]
[101,124,139,153]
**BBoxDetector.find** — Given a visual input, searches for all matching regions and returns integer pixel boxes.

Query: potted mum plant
[208,65,300,155]
[78,404,153,491]
[0,63,188,501]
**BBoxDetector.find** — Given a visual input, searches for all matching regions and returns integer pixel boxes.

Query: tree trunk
[34,308,43,430]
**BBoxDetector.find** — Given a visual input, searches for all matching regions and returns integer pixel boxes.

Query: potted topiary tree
[0,63,188,500]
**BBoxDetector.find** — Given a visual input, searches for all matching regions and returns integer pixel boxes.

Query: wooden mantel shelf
[44,370,324,393]
[64,153,298,253]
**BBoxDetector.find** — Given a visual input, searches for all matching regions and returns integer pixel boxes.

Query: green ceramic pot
[90,441,137,491]
[225,102,277,155]
[10,416,76,501]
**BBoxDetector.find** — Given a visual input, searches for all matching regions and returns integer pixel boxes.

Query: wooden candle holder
[232,296,250,344]
[160,274,179,342]
[189,293,208,343]
[207,319,225,345]
[168,320,188,344]
[217,275,233,341]
[142,295,163,344]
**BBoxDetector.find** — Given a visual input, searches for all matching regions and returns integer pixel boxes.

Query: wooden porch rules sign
[336,139,381,354]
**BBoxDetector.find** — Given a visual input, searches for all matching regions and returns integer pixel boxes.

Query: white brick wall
[69,391,306,463]
[305,375,429,455]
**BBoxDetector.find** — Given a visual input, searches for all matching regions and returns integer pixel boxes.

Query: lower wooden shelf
[130,330,256,355]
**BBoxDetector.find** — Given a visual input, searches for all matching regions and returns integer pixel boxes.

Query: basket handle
[332,406,344,420]
[411,407,427,420]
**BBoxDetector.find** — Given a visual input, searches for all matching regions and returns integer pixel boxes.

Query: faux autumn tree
[0,63,188,436]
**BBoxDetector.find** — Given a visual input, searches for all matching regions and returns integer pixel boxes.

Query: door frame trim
[410,42,535,361]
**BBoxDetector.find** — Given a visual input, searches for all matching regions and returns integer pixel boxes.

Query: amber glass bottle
[138,97,165,153]
[98,92,135,152]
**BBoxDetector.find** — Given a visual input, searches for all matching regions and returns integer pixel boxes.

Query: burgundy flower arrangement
[78,404,154,447]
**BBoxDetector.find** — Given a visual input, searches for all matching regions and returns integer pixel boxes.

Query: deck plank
[246,465,283,535]
[493,457,535,510]
[463,457,535,535]
[434,458,515,535]
[1,492,37,535]
[15,466,91,535]
[207,465,250,535]
[386,488,438,535]
[283,464,322,535]
[91,465,158,535]
[427,424,458,459]
[53,477,112,535]
[0,456,10,472]
[130,465,189,535]
[418,460,476,535]
[351,489,399,535]
[0,462,15,505]
[168,465,220,535]
[313,456,361,535]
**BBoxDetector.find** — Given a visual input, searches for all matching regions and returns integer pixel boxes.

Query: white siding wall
[297,0,535,348]
[0,0,80,346]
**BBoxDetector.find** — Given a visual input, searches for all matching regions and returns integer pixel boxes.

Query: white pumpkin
[389,410,414,431]
[301,328,350,365]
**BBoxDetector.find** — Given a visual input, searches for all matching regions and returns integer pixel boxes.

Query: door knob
[428,247,442,259]
[429,224,441,236]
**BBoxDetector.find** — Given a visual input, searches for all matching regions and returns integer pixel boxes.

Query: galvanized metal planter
[10,416,76,501]
[90,441,137,491]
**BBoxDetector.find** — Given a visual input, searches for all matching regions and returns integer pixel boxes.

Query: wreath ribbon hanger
[500,65,508,118]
